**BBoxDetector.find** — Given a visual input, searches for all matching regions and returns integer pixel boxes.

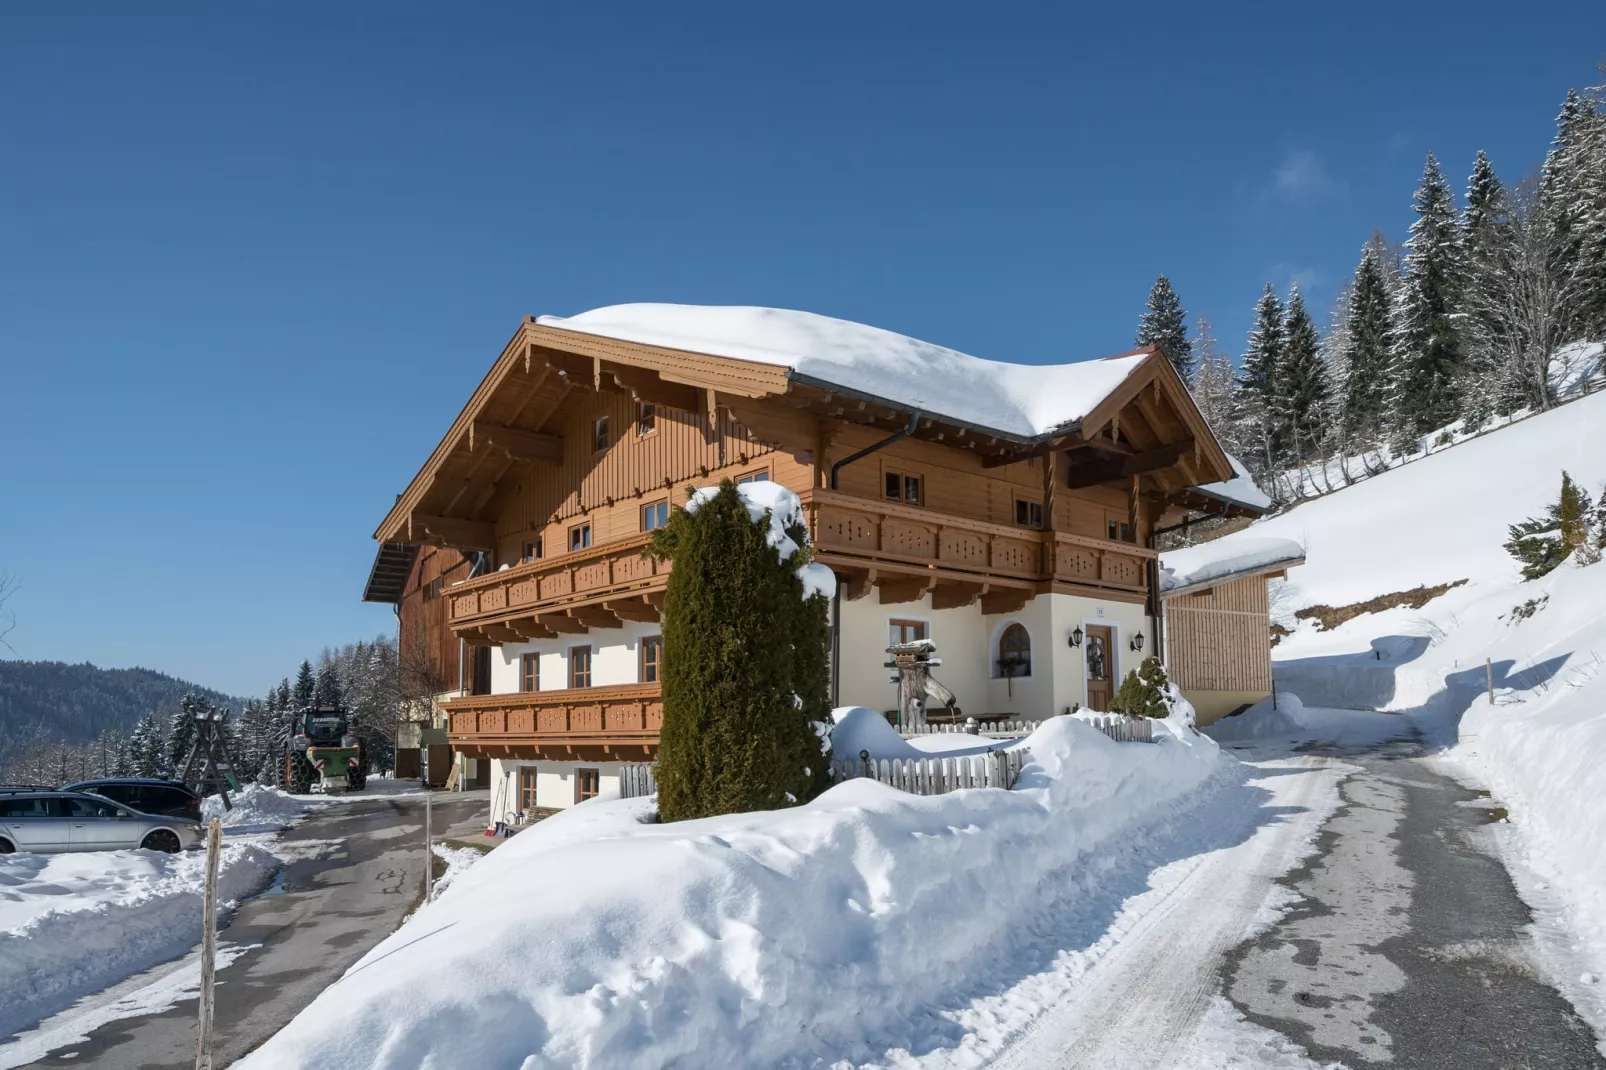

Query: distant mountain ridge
[0,659,251,750]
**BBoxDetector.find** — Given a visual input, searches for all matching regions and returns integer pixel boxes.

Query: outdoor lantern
[1131,632,1146,652]
[1068,626,1083,648]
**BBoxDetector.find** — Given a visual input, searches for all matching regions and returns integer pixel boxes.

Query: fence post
[424,791,433,903]
[194,818,222,1070]
[1486,658,1495,707]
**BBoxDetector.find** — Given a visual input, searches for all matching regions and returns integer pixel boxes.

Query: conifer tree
[1236,284,1286,492]
[1504,471,1594,579]
[1337,239,1395,444]
[1110,657,1172,719]
[1390,152,1467,438]
[127,712,164,777]
[292,661,316,710]
[1190,316,1242,455]
[647,481,832,821]
[1136,275,1194,380]
[1279,285,1330,459]
[164,696,202,779]
[1460,150,1515,426]
[313,662,343,708]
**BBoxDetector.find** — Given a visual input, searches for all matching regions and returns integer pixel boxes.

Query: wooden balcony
[445,683,662,761]
[448,534,670,641]
[802,488,1154,609]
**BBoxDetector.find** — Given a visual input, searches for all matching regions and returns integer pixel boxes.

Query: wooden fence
[619,763,657,800]
[901,719,1036,737]
[904,714,1156,744]
[1073,713,1155,743]
[830,748,1028,795]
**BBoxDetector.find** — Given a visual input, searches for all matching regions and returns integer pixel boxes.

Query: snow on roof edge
[1188,453,1274,513]
[1159,536,1305,596]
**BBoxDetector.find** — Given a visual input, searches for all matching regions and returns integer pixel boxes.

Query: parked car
[0,788,201,855]
[62,778,203,823]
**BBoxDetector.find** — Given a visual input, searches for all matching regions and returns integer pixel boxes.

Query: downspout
[826,411,920,707]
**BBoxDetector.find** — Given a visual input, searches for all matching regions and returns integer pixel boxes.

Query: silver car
[0,789,202,855]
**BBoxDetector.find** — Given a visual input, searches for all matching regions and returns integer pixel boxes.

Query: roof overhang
[1159,553,1306,600]
[362,542,419,604]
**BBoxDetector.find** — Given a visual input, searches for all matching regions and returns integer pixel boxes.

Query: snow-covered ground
[238,709,1227,1069]
[1199,387,1606,1036]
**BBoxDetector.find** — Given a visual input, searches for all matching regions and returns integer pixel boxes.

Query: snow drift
[238,714,1222,1069]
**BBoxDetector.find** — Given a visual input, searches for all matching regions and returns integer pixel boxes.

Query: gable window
[592,415,611,453]
[520,653,539,693]
[637,402,657,436]
[1107,518,1133,543]
[996,623,1032,686]
[736,470,771,484]
[569,645,592,688]
[642,500,670,531]
[1015,499,1044,529]
[569,524,591,552]
[522,538,543,563]
[640,635,663,683]
[575,767,601,803]
[889,619,927,646]
[884,470,923,505]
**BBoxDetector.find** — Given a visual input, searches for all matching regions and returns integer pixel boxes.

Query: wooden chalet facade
[368,305,1266,811]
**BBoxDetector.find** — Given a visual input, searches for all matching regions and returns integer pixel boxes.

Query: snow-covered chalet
[364,304,1271,810]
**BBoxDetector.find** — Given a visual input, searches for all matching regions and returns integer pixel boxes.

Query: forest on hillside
[1136,73,1606,508]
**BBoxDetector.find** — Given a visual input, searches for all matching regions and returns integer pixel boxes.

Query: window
[522,538,543,563]
[1016,499,1044,529]
[421,577,443,602]
[637,402,657,436]
[640,635,663,683]
[592,415,611,453]
[642,500,670,531]
[736,471,771,484]
[1106,519,1133,543]
[67,796,120,818]
[569,645,593,688]
[471,646,492,695]
[568,524,591,552]
[889,619,928,647]
[521,653,539,692]
[997,622,1032,678]
[884,470,923,505]
[518,767,539,813]
[575,767,601,803]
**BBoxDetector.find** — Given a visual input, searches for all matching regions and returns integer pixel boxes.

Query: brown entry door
[1085,625,1114,712]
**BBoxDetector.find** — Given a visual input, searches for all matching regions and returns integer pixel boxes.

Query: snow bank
[828,705,1015,760]
[0,843,278,1035]
[201,784,311,831]
[1160,536,1304,595]
[426,843,482,904]
[238,716,1224,1069]
[1205,693,1309,742]
[539,303,1148,440]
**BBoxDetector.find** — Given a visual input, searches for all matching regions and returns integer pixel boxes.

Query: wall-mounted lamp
[1130,632,1146,652]
[1068,626,1083,648]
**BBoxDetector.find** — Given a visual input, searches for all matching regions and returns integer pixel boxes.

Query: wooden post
[195,818,222,1070]
[1486,658,1495,706]
[424,792,434,902]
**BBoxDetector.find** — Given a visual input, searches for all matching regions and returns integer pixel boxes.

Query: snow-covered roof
[1159,536,1305,597]
[536,304,1150,440]
[1187,453,1273,512]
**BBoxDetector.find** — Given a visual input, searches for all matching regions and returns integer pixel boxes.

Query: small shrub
[1110,657,1171,719]
[1505,471,1594,580]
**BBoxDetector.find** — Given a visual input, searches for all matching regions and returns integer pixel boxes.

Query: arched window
[996,623,1031,679]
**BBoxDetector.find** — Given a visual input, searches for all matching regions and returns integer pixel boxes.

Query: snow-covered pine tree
[292,661,316,710]
[1336,239,1394,447]
[126,712,164,777]
[1390,152,1467,441]
[1538,86,1606,341]
[1236,284,1287,495]
[164,696,203,779]
[1459,150,1516,428]
[1505,471,1594,579]
[1278,285,1330,462]
[313,661,344,709]
[1136,275,1194,380]
[1190,315,1242,455]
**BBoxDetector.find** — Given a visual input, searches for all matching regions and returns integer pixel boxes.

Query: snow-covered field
[238,710,1226,1069]
[1203,387,1606,1033]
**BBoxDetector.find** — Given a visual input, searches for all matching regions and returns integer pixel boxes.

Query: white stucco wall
[489,620,663,695]
[488,758,625,815]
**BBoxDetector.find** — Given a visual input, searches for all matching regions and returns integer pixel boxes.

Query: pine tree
[647,481,832,821]
[292,661,316,710]
[1136,275,1194,380]
[1390,152,1467,438]
[1504,471,1594,579]
[126,712,164,777]
[1239,284,1285,398]
[1337,239,1395,444]
[1110,657,1172,719]
[1278,285,1330,459]
[1460,150,1515,427]
[164,696,202,779]
[313,662,344,709]
[1236,284,1286,493]
[1190,316,1242,455]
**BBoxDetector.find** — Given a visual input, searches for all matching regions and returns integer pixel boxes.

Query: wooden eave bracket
[471,420,564,465]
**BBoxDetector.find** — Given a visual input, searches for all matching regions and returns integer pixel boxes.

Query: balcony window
[642,500,670,532]
[569,645,593,688]
[593,415,611,453]
[1015,499,1044,529]
[575,767,601,803]
[522,538,543,563]
[736,470,771,484]
[640,635,663,683]
[638,403,657,436]
[569,524,591,552]
[885,470,923,505]
[520,653,539,693]
[1107,518,1134,543]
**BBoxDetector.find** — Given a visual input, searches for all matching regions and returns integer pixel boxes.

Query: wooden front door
[1085,625,1114,712]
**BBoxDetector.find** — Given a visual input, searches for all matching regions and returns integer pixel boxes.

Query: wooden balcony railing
[448,534,670,639]
[445,683,662,761]
[802,488,1154,597]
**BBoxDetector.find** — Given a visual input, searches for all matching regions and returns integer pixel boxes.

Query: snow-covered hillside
[1205,388,1606,1023]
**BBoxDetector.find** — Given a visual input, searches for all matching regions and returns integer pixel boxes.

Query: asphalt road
[1224,739,1605,1069]
[20,791,487,1070]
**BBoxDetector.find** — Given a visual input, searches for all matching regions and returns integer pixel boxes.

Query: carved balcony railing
[447,534,669,639]
[445,683,662,761]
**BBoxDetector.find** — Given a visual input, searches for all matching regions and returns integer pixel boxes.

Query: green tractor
[284,705,367,794]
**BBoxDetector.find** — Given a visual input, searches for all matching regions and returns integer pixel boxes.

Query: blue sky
[3,4,1602,696]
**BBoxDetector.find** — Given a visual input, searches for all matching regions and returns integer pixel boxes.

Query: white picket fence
[904,714,1155,744]
[619,763,657,800]
[830,748,1028,795]
[901,719,1036,738]
[1073,713,1155,743]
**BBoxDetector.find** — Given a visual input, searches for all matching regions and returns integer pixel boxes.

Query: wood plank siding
[398,546,471,695]
[445,683,662,762]
[1165,575,1272,693]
